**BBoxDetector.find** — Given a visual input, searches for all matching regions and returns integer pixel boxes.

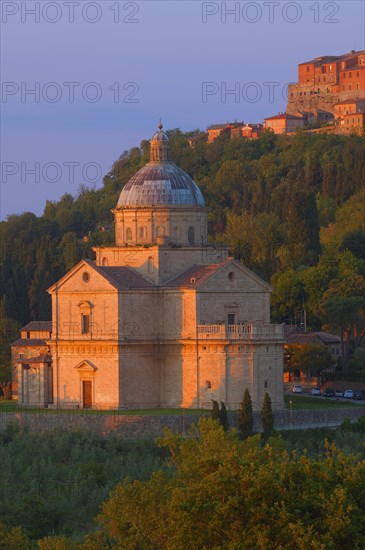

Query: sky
[1,0,364,219]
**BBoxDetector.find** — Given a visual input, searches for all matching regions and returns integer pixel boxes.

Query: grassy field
[284,395,361,410]
[1,397,362,414]
[0,400,207,416]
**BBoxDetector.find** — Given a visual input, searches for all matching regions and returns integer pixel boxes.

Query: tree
[220,401,229,431]
[94,418,365,549]
[238,389,253,439]
[271,269,305,324]
[285,190,320,268]
[211,400,220,422]
[0,299,21,383]
[261,392,274,441]
[285,344,333,380]
[319,275,365,369]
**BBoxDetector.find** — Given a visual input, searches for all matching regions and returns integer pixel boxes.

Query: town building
[341,112,365,135]
[207,122,264,143]
[186,133,207,148]
[241,123,264,139]
[287,49,365,116]
[264,113,304,135]
[334,98,365,119]
[12,125,285,411]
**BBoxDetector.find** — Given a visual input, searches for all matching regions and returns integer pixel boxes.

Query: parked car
[292,385,303,394]
[353,390,365,400]
[343,389,354,399]
[335,389,344,398]
[311,387,321,396]
[323,388,335,398]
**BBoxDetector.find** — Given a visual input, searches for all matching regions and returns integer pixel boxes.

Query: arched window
[78,301,93,335]
[188,226,195,245]
[102,257,108,266]
[126,227,132,242]
[156,226,165,237]
[139,226,147,239]
[148,256,154,274]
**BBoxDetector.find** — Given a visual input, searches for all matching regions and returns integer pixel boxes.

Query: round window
[82,272,90,282]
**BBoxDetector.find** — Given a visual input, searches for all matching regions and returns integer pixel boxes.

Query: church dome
[116,124,205,208]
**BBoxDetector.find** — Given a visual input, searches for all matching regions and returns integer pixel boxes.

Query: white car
[292,385,303,394]
[311,387,321,396]
[343,389,354,399]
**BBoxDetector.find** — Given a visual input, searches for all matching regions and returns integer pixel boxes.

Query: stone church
[12,125,285,410]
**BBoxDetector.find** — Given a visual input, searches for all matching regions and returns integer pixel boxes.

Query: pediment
[199,260,272,293]
[74,360,98,372]
[47,260,118,294]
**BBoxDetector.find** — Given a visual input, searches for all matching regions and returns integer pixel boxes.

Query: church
[12,125,285,410]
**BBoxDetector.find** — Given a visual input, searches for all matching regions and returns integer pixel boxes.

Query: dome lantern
[150,122,171,163]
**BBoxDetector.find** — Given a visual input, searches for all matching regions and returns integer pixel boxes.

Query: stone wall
[286,83,365,115]
[0,407,364,438]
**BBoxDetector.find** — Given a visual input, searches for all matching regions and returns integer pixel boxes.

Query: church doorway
[82,380,93,408]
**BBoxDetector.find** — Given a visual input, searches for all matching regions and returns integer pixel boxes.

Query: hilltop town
[189,49,365,145]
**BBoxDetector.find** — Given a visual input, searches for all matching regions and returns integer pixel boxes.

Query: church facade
[12,126,285,410]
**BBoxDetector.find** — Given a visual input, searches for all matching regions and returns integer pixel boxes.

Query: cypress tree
[261,392,274,441]
[220,402,229,431]
[238,389,253,439]
[211,400,220,422]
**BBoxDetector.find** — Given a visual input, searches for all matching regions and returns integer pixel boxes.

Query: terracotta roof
[162,260,231,289]
[19,354,52,364]
[343,112,364,118]
[92,264,155,289]
[335,98,365,106]
[342,65,365,72]
[265,113,303,121]
[287,332,341,345]
[21,321,52,332]
[12,339,48,347]
[208,123,244,130]
[299,51,365,66]
[299,55,340,66]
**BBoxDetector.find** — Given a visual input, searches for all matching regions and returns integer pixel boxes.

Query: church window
[264,380,268,389]
[228,271,234,281]
[81,314,90,334]
[102,257,108,266]
[26,332,30,339]
[148,256,154,274]
[126,227,132,242]
[139,226,146,238]
[188,226,195,245]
